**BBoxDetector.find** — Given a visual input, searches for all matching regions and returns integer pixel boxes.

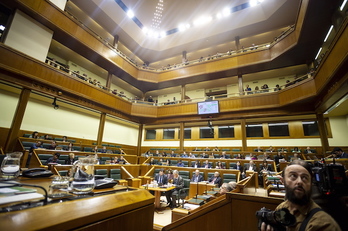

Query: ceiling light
[250,0,258,7]
[315,47,322,60]
[223,7,230,16]
[0,25,5,31]
[142,27,148,33]
[324,25,333,42]
[160,31,166,38]
[340,0,347,11]
[193,16,212,26]
[216,13,222,19]
[127,10,134,18]
[178,24,186,31]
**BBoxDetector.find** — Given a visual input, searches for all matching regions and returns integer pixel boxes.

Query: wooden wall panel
[289,121,304,137]
[219,98,242,112]
[241,94,279,109]
[278,79,316,105]
[131,104,157,117]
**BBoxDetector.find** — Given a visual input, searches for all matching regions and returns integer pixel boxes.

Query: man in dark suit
[202,160,212,169]
[208,172,222,187]
[191,169,204,182]
[154,169,168,186]
[166,170,184,209]
[332,147,348,158]
[191,161,200,168]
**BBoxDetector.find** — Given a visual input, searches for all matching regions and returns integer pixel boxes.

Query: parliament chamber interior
[0,0,348,230]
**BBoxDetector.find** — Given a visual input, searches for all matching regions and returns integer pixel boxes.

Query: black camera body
[256,207,295,231]
[312,161,348,196]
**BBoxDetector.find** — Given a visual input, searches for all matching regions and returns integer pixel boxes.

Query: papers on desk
[0,185,43,205]
[183,203,200,211]
[0,193,44,205]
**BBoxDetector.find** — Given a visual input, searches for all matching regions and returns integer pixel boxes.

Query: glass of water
[1,152,22,179]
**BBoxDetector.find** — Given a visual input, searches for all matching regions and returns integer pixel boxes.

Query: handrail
[121,166,134,178]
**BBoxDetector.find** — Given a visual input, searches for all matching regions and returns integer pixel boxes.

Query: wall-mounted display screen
[197,101,219,115]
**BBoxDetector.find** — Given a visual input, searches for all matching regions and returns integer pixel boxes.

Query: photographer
[261,160,340,231]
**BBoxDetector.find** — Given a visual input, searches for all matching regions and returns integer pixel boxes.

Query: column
[181,85,186,102]
[179,122,184,152]
[137,124,143,156]
[4,88,31,152]
[240,119,247,151]
[238,75,243,95]
[106,72,112,90]
[235,36,240,50]
[113,35,119,48]
[97,113,106,145]
[182,51,187,63]
[316,113,329,154]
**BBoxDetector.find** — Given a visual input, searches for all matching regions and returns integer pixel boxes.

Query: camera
[312,160,348,196]
[256,207,295,231]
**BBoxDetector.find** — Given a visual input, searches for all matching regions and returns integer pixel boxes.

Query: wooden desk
[141,185,175,209]
[189,182,215,199]
[0,177,154,231]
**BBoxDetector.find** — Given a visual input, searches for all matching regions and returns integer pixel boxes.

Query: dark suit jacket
[191,162,201,168]
[202,163,211,169]
[172,176,184,190]
[208,176,222,187]
[234,165,244,173]
[191,174,204,182]
[154,174,168,185]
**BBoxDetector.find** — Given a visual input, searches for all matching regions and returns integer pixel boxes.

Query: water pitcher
[70,157,98,194]
[1,152,23,179]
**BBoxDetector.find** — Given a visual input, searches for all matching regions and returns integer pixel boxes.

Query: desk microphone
[195,181,199,199]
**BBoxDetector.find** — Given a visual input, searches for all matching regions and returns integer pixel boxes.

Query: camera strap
[299,208,322,231]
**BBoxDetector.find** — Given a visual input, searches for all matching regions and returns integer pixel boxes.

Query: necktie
[159,176,161,183]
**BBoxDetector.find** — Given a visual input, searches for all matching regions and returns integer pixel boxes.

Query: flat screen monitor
[197,101,219,115]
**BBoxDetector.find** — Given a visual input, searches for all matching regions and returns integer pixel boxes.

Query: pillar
[179,122,184,152]
[137,124,143,156]
[316,113,329,154]
[238,75,243,95]
[97,113,106,145]
[4,88,31,152]
[240,119,247,151]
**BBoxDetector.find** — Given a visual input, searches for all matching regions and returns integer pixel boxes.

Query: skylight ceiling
[70,0,300,63]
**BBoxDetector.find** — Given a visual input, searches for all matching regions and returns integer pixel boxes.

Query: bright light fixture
[127,10,134,18]
[324,25,333,42]
[0,25,5,30]
[250,0,258,7]
[160,31,166,38]
[193,16,212,26]
[315,47,322,60]
[178,24,186,32]
[340,0,347,11]
[142,27,148,33]
[223,7,230,16]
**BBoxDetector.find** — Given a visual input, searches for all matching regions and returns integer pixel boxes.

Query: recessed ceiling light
[127,10,134,18]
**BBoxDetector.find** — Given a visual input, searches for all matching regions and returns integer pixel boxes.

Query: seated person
[154,169,168,186]
[213,146,220,152]
[100,146,107,153]
[116,156,126,164]
[64,142,74,151]
[259,160,272,187]
[304,146,315,154]
[47,141,58,150]
[62,136,68,142]
[255,146,263,152]
[29,131,39,139]
[204,147,210,151]
[234,161,245,179]
[43,134,51,140]
[181,152,188,158]
[189,152,196,158]
[290,153,301,162]
[65,153,76,165]
[245,160,257,172]
[46,152,60,165]
[166,170,184,209]
[29,141,42,153]
[202,160,212,169]
[208,172,222,187]
[215,161,226,169]
[176,160,184,167]
[220,151,228,159]
[149,157,156,165]
[191,169,204,182]
[191,161,200,168]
